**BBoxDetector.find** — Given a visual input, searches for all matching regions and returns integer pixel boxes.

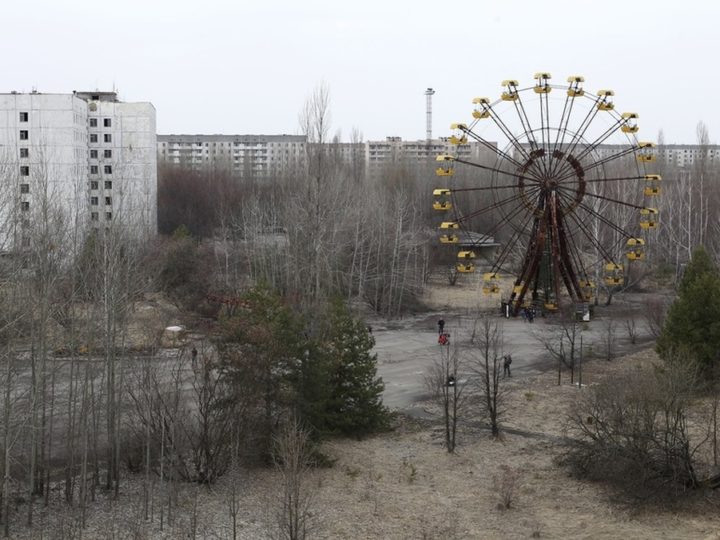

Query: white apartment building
[557,143,720,168]
[0,90,156,249]
[157,134,498,180]
[157,134,307,178]
[512,142,720,170]
[365,137,496,177]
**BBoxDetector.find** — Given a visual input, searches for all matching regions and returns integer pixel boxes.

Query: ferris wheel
[434,74,660,315]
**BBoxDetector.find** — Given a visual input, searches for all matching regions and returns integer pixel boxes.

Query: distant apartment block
[0,90,157,247]
[157,134,496,178]
[365,137,496,177]
[589,144,720,167]
[515,142,720,169]
[157,134,307,178]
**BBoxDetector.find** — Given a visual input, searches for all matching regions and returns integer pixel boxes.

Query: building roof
[158,134,306,143]
[455,230,499,248]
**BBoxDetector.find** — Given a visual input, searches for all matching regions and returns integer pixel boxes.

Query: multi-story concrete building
[157,134,307,178]
[157,134,496,179]
[365,137,496,177]
[0,90,156,247]
[513,142,720,170]
[655,144,720,168]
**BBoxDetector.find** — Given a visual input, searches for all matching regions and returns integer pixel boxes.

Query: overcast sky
[3,0,717,143]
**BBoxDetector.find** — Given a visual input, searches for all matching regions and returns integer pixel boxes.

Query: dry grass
[12,349,720,539]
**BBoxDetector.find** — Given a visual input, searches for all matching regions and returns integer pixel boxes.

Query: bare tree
[425,342,467,452]
[644,295,670,339]
[274,417,314,540]
[471,316,506,437]
[602,319,616,361]
[534,310,582,384]
[563,360,709,497]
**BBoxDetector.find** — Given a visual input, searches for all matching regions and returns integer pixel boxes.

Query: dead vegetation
[7,348,720,539]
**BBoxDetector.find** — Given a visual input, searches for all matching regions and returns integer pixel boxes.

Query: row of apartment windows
[90,212,112,221]
[90,197,112,205]
[90,134,112,143]
[18,113,114,129]
[90,149,112,159]
[162,142,301,148]
[90,165,112,174]
[19,177,112,192]
[89,118,112,128]
[19,204,113,222]
[90,181,112,189]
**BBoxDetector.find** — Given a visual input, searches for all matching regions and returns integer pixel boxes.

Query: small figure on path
[438,318,445,334]
[191,346,198,367]
[503,354,512,377]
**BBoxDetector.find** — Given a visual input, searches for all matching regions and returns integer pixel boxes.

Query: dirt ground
[14,347,720,540]
[9,283,719,539]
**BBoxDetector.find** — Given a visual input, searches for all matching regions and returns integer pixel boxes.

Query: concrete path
[373,309,652,410]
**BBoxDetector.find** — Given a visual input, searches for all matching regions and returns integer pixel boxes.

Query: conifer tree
[657,246,720,371]
[321,299,389,436]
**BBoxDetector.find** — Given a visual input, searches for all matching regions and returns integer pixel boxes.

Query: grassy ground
[12,348,720,540]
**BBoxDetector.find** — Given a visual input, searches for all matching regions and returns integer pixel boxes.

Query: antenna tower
[425,88,435,143]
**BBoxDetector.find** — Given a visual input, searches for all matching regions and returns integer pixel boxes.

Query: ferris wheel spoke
[580,174,648,184]
[454,191,529,223]
[452,158,540,184]
[563,228,589,283]
[482,196,536,245]
[539,93,553,176]
[485,107,534,161]
[554,145,640,184]
[462,127,538,176]
[554,188,634,250]
[551,90,575,154]
[555,184,646,210]
[571,199,636,240]
[512,98,539,151]
[555,202,591,283]
[453,183,532,193]
[562,207,619,265]
[490,209,538,274]
[548,96,602,179]
[570,117,625,163]
[481,108,546,180]
[510,93,545,177]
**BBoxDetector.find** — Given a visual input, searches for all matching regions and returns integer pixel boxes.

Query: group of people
[436,317,513,377]
[520,306,536,323]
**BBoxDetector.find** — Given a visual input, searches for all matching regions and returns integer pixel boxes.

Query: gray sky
[4,0,717,143]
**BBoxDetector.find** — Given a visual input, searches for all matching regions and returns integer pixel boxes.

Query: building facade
[365,137,496,177]
[157,134,496,179]
[0,90,156,248]
[157,134,307,178]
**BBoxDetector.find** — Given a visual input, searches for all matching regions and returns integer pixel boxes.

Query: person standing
[503,354,512,377]
[438,318,445,334]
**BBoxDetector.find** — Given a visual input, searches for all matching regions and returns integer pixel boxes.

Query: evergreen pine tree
[657,246,720,371]
[322,298,390,436]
